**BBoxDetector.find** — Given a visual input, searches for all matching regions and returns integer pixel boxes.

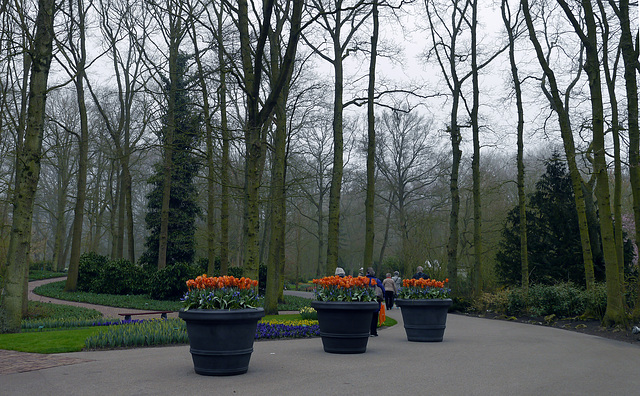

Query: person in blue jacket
[365,267,385,336]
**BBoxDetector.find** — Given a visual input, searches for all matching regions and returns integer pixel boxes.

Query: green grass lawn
[0,327,101,353]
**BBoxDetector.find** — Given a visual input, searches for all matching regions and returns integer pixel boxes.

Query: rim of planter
[178,308,265,321]
[311,300,380,311]
[395,298,453,306]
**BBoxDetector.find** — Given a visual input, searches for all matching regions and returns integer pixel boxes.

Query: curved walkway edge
[28,277,180,320]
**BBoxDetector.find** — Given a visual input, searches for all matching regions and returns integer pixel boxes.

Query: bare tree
[375,107,443,277]
[303,0,371,275]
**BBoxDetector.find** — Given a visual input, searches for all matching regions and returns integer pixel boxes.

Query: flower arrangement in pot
[179,275,265,376]
[182,275,261,310]
[311,275,380,354]
[396,278,451,300]
[395,278,453,342]
[312,275,377,302]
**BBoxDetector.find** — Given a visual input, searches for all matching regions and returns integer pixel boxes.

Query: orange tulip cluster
[312,275,371,289]
[402,278,449,289]
[186,274,258,291]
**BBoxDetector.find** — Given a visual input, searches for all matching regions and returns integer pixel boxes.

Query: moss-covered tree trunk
[597,0,625,297]
[614,0,640,321]
[236,0,303,281]
[1,0,55,332]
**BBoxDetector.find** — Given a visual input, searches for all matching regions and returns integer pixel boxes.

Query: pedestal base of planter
[311,301,379,354]
[179,308,265,376]
[396,299,452,342]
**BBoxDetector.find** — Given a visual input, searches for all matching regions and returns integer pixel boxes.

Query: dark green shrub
[93,259,146,295]
[583,283,607,320]
[527,283,584,317]
[451,296,472,313]
[194,257,210,275]
[77,252,109,292]
[228,266,243,278]
[471,291,509,314]
[147,262,200,300]
[505,288,528,316]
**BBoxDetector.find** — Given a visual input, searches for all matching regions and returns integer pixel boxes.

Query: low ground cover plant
[471,282,611,320]
[28,270,67,281]
[33,281,183,311]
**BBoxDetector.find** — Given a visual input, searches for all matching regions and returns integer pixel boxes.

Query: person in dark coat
[366,267,385,336]
[412,265,430,280]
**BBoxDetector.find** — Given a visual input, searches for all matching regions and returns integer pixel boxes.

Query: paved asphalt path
[4,278,639,395]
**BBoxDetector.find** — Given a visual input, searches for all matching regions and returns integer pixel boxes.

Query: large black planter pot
[178,308,265,376]
[395,299,453,342]
[311,300,379,354]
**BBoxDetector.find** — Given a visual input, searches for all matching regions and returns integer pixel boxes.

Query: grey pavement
[3,304,640,395]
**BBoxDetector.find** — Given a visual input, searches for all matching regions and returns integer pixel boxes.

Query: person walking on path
[412,266,430,280]
[392,271,402,292]
[382,273,397,310]
[365,267,385,336]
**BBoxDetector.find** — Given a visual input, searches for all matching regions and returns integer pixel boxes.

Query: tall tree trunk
[598,0,624,296]
[124,162,135,263]
[378,193,394,270]
[470,0,482,296]
[613,0,640,320]
[189,14,216,275]
[236,0,303,281]
[363,0,378,269]
[502,0,528,293]
[316,190,324,277]
[1,0,55,332]
[115,171,125,258]
[65,0,90,292]
[217,6,230,276]
[556,0,625,326]
[265,14,290,314]
[326,14,344,277]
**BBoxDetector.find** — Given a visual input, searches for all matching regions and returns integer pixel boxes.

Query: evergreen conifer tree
[496,154,614,286]
[140,53,201,270]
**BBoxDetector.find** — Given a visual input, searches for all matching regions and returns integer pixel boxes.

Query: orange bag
[378,303,386,326]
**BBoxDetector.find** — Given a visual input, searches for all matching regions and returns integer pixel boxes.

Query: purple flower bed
[255,322,320,339]
[89,319,320,341]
